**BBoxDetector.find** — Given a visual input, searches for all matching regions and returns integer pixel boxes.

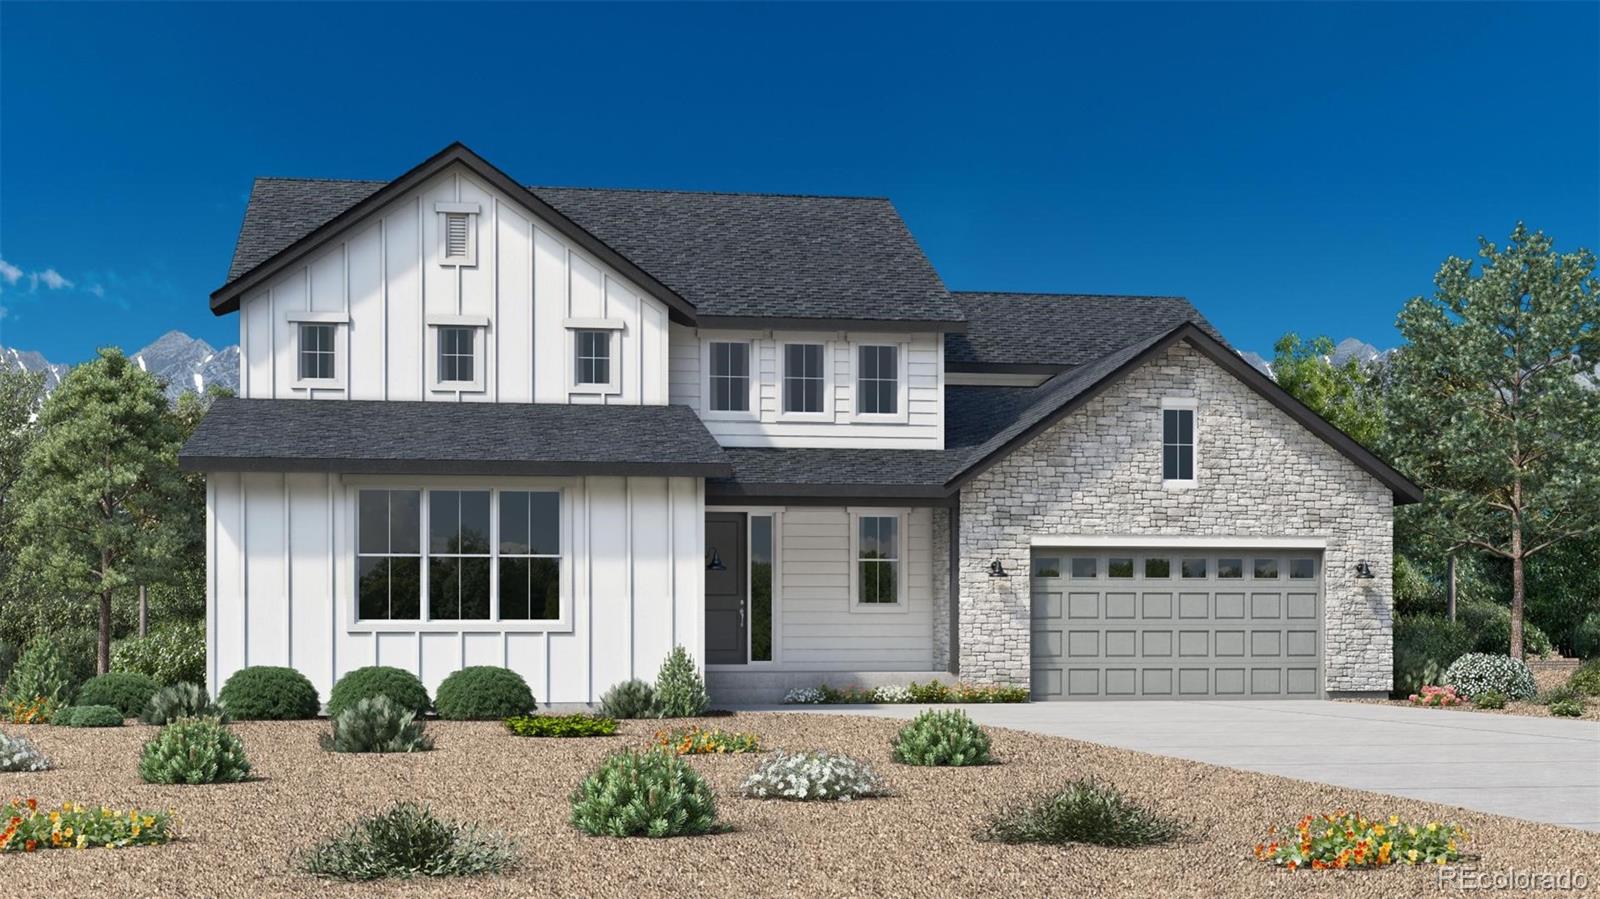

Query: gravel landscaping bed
[4,712,1598,897]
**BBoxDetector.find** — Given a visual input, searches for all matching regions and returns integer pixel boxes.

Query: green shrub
[141,682,227,725]
[1442,653,1537,700]
[52,628,99,696]
[892,709,992,766]
[652,647,708,718]
[980,779,1183,847]
[321,696,433,753]
[301,802,516,881]
[1549,698,1585,718]
[1458,599,1552,657]
[111,622,205,686]
[953,683,1031,703]
[327,666,430,719]
[1572,613,1600,660]
[1571,659,1600,697]
[218,666,320,720]
[64,704,124,727]
[0,640,17,690]
[1392,615,1473,696]
[1473,691,1508,710]
[433,667,534,720]
[505,714,619,737]
[905,681,953,703]
[139,716,252,784]
[76,671,159,718]
[48,704,77,726]
[598,678,656,718]
[1541,684,1582,706]
[569,749,717,838]
[1,639,72,707]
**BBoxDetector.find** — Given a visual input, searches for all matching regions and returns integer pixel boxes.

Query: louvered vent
[444,212,470,259]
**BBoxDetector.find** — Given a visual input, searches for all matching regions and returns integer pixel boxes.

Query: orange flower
[24,839,36,852]
[25,799,36,811]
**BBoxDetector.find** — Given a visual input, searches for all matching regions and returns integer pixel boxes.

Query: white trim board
[1028,535,1330,549]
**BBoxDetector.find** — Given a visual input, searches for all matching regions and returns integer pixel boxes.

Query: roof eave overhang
[179,455,732,478]
[209,142,698,325]
[695,315,967,334]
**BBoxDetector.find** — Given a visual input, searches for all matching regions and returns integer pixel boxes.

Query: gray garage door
[1030,548,1323,700]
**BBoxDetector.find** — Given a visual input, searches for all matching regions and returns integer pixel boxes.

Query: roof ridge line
[953,290,1191,300]
[530,184,891,202]
[255,176,389,185]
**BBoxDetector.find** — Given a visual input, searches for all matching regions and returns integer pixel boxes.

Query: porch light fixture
[987,559,1010,578]
[1354,560,1376,579]
[706,547,727,572]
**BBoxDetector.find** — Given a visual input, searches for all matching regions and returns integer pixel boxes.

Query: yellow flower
[1447,840,1457,851]
[130,825,141,838]
[1388,815,1399,825]
[1373,824,1386,837]
[1407,849,1419,863]
[142,816,154,828]
[1408,826,1418,836]
[75,834,87,850]
[1427,822,1438,832]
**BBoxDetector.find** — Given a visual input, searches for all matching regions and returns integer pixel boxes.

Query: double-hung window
[782,343,826,414]
[855,345,899,415]
[855,514,901,606]
[1161,400,1196,484]
[575,330,611,386]
[437,326,476,385]
[356,489,563,625]
[708,341,751,413]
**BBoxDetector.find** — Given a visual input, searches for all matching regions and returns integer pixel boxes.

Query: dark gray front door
[705,513,747,665]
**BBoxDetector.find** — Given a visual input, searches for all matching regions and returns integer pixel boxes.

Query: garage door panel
[1031,547,1322,700]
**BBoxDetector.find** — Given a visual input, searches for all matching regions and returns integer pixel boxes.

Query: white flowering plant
[872,684,914,703]
[1442,653,1536,700]
[782,687,826,704]
[741,750,887,801]
[0,730,50,773]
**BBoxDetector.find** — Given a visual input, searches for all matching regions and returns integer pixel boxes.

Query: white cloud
[87,284,105,298]
[31,268,73,291]
[0,259,20,285]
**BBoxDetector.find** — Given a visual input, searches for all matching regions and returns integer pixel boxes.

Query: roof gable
[945,291,1222,371]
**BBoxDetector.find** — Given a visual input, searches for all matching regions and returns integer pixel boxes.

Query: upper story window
[298,323,336,381]
[438,327,476,384]
[782,343,827,415]
[435,202,480,267]
[575,330,611,385]
[855,345,899,415]
[708,341,752,413]
[566,319,623,395]
[1161,399,1196,484]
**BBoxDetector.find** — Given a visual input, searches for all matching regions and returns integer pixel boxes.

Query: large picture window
[356,488,562,624]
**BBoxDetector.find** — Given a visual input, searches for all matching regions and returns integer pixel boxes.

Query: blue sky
[1,2,1595,363]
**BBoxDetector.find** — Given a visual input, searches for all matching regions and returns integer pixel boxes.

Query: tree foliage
[1270,333,1386,448]
[1386,223,1600,658]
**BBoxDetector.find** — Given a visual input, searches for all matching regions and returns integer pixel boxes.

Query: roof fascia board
[179,456,732,478]
[697,315,967,334]
[211,143,698,324]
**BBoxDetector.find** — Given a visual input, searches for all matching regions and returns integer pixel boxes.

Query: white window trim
[849,340,911,423]
[704,505,784,668]
[777,339,834,422]
[568,325,622,395]
[428,323,487,393]
[847,507,909,614]
[292,320,345,390]
[700,338,760,421]
[1160,397,1198,488]
[346,483,574,634]
[435,202,480,268]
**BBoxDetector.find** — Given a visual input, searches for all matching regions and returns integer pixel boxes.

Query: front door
[705,512,747,665]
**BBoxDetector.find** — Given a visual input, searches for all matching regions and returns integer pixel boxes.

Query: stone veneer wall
[931,506,953,672]
[956,341,1394,693]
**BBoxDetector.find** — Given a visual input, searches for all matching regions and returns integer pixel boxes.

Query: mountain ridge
[1,331,241,400]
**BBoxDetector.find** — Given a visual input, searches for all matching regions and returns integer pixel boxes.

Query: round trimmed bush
[570,749,717,837]
[1442,652,1536,700]
[65,704,125,727]
[219,666,321,720]
[327,666,430,719]
[598,678,656,719]
[140,717,252,784]
[433,666,534,720]
[891,709,992,766]
[76,671,160,718]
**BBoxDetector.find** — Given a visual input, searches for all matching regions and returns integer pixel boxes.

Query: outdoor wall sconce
[988,559,1010,578]
[1354,560,1376,579]
[706,548,726,572]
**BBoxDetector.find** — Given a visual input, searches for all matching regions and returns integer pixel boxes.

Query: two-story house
[181,143,1421,704]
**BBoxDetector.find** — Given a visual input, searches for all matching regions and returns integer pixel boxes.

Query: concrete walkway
[750,700,1600,830]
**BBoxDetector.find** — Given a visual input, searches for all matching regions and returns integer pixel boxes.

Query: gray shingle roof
[224,177,961,325]
[180,397,730,477]
[944,291,1220,369]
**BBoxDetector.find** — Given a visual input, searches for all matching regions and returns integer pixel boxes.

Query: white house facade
[183,143,1421,705]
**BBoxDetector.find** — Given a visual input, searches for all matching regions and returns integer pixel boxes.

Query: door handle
[739,600,745,628]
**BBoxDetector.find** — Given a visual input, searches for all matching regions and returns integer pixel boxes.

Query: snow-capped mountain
[1,331,240,400]
[1238,350,1274,378]
[1238,337,1394,381]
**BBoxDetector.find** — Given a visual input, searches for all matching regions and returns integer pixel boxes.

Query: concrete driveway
[760,700,1600,830]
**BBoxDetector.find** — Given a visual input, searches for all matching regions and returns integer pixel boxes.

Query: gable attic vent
[435,201,481,267]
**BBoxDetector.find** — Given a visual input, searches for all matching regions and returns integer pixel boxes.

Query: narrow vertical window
[298,323,336,381]
[750,515,774,661]
[498,491,561,620]
[438,326,476,384]
[428,490,491,620]
[783,344,825,413]
[357,490,421,620]
[857,515,900,605]
[856,345,898,414]
[708,341,751,412]
[575,330,611,385]
[1162,407,1195,481]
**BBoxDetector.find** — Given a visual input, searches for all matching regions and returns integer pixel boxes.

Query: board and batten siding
[772,506,935,670]
[237,165,670,406]
[669,325,945,448]
[206,472,704,703]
